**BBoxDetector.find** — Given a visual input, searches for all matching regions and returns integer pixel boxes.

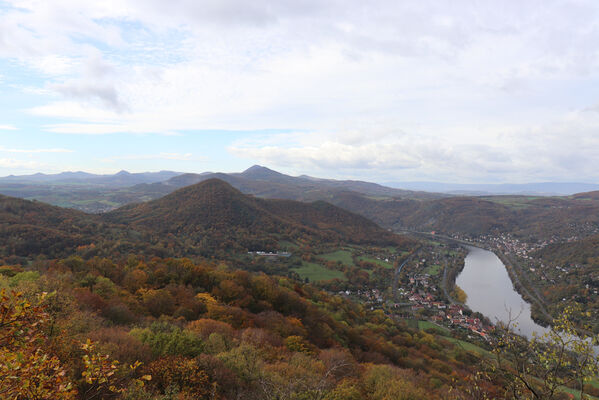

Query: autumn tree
[0,289,76,399]
[486,306,599,399]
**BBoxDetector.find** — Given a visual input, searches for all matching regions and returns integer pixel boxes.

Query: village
[338,244,493,341]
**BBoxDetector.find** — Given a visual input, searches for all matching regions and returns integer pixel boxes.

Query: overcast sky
[1,0,599,183]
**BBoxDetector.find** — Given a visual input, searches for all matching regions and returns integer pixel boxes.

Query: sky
[1,0,599,183]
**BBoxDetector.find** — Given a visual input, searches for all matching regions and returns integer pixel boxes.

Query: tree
[0,289,77,399]
[0,289,149,400]
[486,306,599,399]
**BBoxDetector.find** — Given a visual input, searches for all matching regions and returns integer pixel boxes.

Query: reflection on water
[455,245,548,338]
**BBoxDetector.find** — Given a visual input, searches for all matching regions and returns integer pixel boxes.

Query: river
[455,245,549,338]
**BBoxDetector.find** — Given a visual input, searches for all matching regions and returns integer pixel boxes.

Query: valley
[2,169,599,399]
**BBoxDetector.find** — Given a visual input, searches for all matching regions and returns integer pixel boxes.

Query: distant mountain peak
[243,165,276,173]
[240,165,288,180]
[115,170,131,176]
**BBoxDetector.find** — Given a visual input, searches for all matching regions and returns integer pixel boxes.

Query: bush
[130,322,204,357]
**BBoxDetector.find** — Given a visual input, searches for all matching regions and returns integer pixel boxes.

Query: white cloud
[0,147,73,154]
[0,125,17,130]
[101,152,194,162]
[3,0,599,180]
[0,158,43,169]
[230,107,599,183]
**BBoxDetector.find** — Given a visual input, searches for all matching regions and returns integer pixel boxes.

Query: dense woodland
[1,255,502,399]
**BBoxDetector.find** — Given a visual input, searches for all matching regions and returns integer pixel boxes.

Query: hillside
[0,178,416,263]
[0,254,498,399]
[325,191,599,241]
[0,194,102,258]
[105,179,412,254]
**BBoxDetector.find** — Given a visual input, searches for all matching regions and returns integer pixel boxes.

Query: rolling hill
[0,194,103,258]
[106,179,413,253]
[0,179,415,260]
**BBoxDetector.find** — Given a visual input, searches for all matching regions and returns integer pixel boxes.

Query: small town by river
[456,245,549,338]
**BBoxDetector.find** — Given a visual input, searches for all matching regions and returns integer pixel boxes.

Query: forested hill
[105,179,412,252]
[0,194,102,258]
[1,179,415,260]
[325,190,599,240]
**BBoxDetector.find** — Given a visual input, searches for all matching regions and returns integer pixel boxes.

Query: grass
[445,337,491,357]
[418,320,451,335]
[425,264,442,276]
[403,319,419,329]
[291,262,346,282]
[319,250,355,265]
[357,255,394,269]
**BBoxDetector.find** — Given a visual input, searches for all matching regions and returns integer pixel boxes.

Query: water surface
[456,245,548,338]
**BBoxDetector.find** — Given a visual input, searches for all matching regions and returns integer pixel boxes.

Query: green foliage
[130,322,205,358]
[483,305,599,399]
[8,270,40,287]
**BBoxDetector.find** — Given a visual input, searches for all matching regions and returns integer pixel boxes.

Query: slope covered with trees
[105,179,411,255]
[0,179,415,261]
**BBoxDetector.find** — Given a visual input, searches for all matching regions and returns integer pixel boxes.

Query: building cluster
[399,289,490,339]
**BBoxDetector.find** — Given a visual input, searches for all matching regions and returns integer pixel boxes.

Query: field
[319,249,355,265]
[418,320,450,335]
[357,255,394,269]
[425,264,442,276]
[291,261,346,282]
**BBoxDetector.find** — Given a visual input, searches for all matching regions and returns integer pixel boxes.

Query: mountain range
[0,165,444,213]
[384,181,599,196]
[4,165,599,243]
[0,170,181,187]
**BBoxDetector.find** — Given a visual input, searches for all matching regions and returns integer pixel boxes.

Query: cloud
[0,158,43,169]
[49,55,128,112]
[0,125,17,130]
[229,108,599,183]
[2,1,599,180]
[101,152,194,162]
[0,147,73,154]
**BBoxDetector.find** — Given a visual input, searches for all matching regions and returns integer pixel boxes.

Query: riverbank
[495,251,552,326]
[402,230,554,330]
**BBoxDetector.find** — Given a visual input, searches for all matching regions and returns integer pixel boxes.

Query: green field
[357,255,394,269]
[445,337,491,356]
[292,262,346,282]
[425,264,442,276]
[319,250,355,265]
[418,320,450,335]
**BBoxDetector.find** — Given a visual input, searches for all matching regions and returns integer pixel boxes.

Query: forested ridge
[0,179,413,262]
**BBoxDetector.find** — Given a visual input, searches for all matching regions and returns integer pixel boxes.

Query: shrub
[130,322,204,357]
